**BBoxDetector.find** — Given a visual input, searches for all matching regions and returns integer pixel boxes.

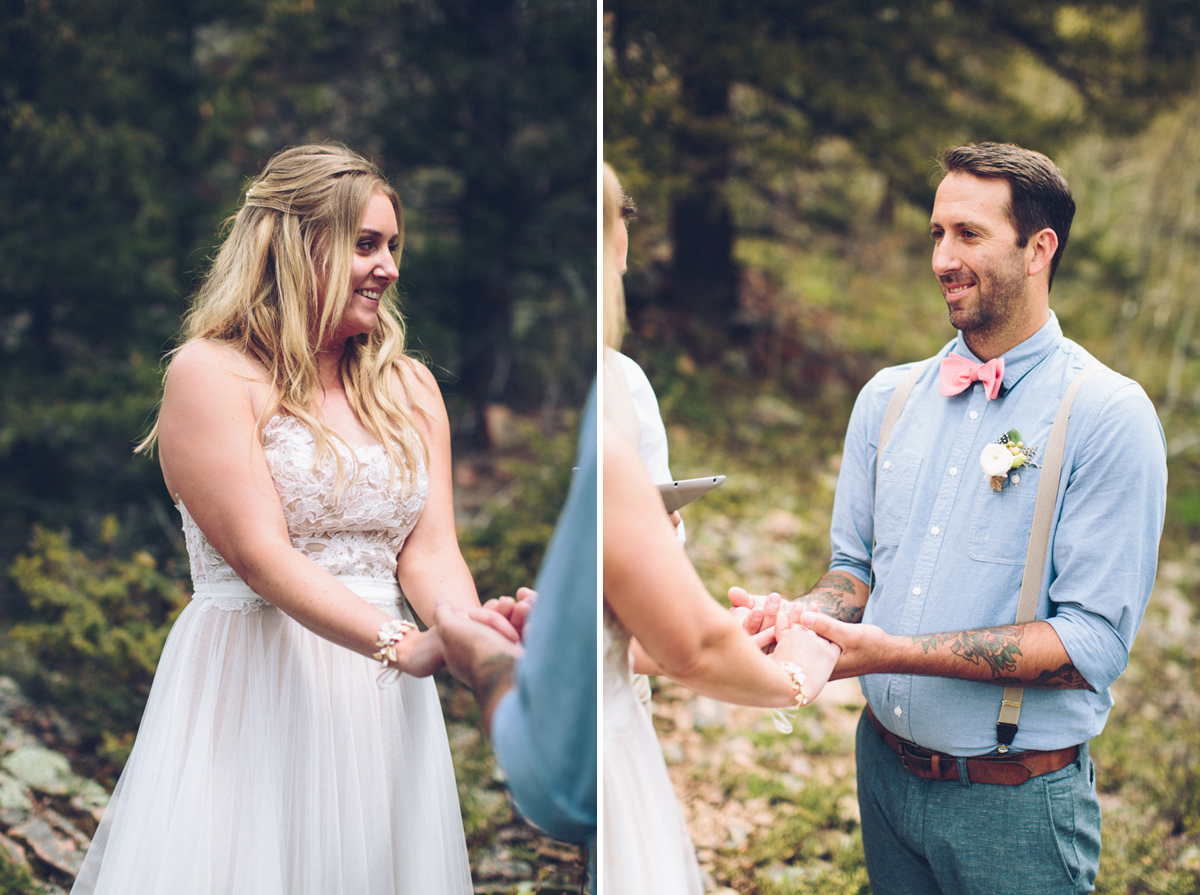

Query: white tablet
[656,475,726,513]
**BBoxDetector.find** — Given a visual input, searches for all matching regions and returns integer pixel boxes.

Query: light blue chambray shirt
[491,387,597,854]
[829,313,1167,755]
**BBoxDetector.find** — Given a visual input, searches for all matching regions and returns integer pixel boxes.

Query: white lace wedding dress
[602,604,703,893]
[71,415,473,894]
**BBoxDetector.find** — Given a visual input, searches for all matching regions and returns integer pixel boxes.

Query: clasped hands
[729,587,844,702]
[431,587,538,692]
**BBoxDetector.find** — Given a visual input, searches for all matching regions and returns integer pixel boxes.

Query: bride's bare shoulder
[390,354,446,419]
[161,341,273,418]
[167,340,266,389]
[172,339,265,376]
[392,354,438,392]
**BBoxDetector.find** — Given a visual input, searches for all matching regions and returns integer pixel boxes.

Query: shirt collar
[949,311,1062,396]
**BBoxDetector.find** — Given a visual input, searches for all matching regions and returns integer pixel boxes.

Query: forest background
[606,1,1200,893]
[6,0,1200,892]
[0,0,594,891]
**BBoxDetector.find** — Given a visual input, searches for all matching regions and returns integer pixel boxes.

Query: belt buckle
[898,741,950,779]
[896,741,926,775]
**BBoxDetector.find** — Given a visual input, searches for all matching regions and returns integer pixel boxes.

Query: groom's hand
[467,606,522,643]
[799,610,890,680]
[435,602,524,734]
[772,608,842,702]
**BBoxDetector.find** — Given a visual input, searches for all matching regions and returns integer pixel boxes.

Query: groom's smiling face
[929,172,1034,340]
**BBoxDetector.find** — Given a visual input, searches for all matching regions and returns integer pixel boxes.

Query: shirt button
[969,411,978,420]
[894,706,903,717]
[931,526,940,535]
[949,466,958,476]
[1012,474,1020,484]
[883,460,891,470]
[912,586,921,595]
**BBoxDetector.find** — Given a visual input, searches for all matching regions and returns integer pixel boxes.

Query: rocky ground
[649,675,866,894]
[0,677,107,893]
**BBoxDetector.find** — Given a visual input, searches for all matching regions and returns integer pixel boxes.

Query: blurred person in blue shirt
[435,389,597,885]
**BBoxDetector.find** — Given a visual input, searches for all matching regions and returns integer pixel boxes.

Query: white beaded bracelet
[780,661,811,707]
[374,618,418,687]
[772,662,810,734]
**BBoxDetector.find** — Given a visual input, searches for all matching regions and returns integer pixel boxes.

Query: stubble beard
[945,253,1029,345]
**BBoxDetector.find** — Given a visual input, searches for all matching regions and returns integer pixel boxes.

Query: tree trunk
[667,67,739,320]
[669,184,738,317]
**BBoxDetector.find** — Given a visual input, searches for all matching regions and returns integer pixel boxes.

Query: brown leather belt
[865,705,1079,786]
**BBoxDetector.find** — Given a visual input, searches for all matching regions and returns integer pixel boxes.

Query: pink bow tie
[940,354,1005,400]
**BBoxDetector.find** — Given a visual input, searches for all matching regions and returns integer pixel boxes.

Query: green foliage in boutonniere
[979,429,1040,492]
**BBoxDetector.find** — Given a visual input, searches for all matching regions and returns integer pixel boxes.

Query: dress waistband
[191,576,402,609]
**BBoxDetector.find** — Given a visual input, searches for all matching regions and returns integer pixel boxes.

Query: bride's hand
[771,608,842,704]
[729,586,793,639]
[392,628,448,678]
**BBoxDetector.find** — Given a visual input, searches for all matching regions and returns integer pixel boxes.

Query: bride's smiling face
[329,192,400,344]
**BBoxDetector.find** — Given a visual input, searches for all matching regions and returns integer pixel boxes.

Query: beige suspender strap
[877,360,930,473]
[996,361,1103,749]
[872,360,931,588]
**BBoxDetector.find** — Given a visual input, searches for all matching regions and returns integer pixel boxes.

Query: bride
[72,144,502,894]
[602,162,843,893]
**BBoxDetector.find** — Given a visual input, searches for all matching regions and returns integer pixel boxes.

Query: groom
[737,142,1166,894]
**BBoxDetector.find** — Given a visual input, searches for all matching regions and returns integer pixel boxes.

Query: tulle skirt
[71,577,472,895]
[602,664,703,894]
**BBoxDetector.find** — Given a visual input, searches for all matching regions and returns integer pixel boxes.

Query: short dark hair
[940,143,1075,289]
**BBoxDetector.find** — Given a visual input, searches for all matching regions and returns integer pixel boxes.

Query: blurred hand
[481,586,538,641]
[466,606,522,643]
[434,601,524,734]
[435,602,523,685]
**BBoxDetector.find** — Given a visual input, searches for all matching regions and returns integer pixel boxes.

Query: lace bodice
[181,415,429,587]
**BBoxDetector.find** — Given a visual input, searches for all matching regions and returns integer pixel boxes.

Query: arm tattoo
[915,625,1024,677]
[998,663,1095,691]
[805,572,865,622]
[913,626,1094,690]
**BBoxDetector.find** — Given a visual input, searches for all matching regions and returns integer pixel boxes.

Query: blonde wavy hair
[140,143,426,491]
[603,163,626,350]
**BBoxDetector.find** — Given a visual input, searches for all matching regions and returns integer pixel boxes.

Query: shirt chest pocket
[875,451,922,546]
[966,470,1040,565]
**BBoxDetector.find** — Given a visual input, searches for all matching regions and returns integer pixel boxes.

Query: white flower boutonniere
[980,429,1039,492]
